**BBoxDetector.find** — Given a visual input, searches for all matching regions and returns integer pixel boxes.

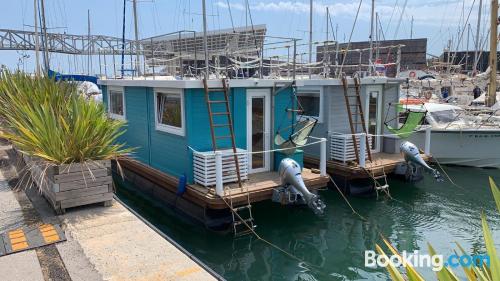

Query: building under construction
[316,38,427,77]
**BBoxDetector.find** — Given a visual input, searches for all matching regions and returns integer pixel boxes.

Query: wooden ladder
[369,167,390,199]
[203,78,243,187]
[341,75,372,163]
[203,78,255,236]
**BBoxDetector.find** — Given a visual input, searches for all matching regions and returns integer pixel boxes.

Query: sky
[0,0,492,74]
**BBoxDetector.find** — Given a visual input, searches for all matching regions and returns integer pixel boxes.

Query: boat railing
[95,31,404,81]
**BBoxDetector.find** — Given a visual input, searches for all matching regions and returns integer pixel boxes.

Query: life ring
[409,71,417,78]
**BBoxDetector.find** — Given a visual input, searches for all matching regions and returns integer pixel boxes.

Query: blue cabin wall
[102,84,298,184]
[147,87,190,181]
[185,88,246,152]
[102,86,190,181]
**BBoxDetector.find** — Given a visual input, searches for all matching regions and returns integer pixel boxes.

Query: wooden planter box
[24,155,113,214]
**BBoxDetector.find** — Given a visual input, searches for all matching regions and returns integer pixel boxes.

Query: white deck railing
[190,138,327,197]
[193,148,248,187]
[330,133,373,163]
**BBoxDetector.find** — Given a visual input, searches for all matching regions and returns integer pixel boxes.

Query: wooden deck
[118,158,329,210]
[304,152,431,179]
[188,169,330,209]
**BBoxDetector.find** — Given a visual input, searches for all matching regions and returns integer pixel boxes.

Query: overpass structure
[0,29,136,55]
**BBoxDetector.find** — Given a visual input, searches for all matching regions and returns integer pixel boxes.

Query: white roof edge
[98,77,401,89]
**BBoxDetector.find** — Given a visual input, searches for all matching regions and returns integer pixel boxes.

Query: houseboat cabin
[295,77,429,194]
[100,78,329,229]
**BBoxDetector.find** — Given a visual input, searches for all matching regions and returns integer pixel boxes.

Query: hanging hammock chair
[275,118,318,155]
[274,84,318,155]
[384,103,427,139]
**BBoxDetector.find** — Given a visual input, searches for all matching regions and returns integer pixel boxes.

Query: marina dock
[0,144,221,281]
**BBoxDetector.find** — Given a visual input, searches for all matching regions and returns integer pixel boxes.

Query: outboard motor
[277,158,326,215]
[400,141,443,182]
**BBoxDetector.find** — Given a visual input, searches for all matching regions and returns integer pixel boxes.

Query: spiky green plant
[379,177,500,280]
[0,70,131,164]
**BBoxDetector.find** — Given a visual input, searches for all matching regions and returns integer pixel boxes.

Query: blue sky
[0,0,490,73]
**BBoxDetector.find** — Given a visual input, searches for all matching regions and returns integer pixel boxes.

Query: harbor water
[116,166,500,280]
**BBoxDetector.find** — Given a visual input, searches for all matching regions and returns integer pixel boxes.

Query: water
[116,166,500,281]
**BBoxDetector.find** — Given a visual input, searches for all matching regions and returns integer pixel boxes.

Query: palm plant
[0,70,131,165]
[378,177,500,280]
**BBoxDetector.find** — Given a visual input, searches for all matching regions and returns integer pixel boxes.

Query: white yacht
[404,103,500,168]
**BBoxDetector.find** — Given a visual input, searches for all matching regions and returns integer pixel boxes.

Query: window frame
[296,87,323,123]
[154,88,185,136]
[107,86,126,120]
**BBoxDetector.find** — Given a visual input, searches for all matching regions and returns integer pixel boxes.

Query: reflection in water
[116,166,500,280]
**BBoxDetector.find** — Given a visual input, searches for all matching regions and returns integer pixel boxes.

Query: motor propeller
[400,141,443,182]
[278,158,326,215]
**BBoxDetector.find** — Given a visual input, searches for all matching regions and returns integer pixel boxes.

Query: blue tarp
[48,69,98,84]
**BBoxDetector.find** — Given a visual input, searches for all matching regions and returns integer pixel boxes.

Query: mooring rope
[328,175,368,221]
[218,196,322,272]
[432,157,467,191]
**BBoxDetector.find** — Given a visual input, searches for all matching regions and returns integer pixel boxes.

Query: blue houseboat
[99,77,330,230]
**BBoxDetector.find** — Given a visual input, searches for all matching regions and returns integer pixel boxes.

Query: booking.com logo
[365,250,490,272]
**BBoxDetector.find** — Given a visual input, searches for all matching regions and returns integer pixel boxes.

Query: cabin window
[297,89,323,122]
[155,89,185,136]
[108,88,125,120]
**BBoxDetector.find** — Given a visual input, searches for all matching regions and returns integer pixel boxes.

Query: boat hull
[408,129,500,168]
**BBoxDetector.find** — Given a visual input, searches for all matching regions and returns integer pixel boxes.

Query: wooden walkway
[304,152,431,179]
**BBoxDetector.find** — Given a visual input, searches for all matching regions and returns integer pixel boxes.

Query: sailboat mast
[369,0,375,73]
[40,0,49,72]
[410,16,414,39]
[202,0,209,79]
[33,0,40,76]
[466,23,470,72]
[474,0,483,73]
[309,0,313,78]
[487,0,498,106]
[88,10,91,76]
[120,0,126,78]
[132,0,141,76]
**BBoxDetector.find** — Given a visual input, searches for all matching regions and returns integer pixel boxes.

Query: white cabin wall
[299,81,402,159]
[300,86,329,157]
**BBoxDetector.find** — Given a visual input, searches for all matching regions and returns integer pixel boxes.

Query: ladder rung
[215,135,232,139]
[213,123,230,127]
[234,219,254,226]
[207,88,224,92]
[212,112,230,115]
[234,229,254,237]
[208,100,227,104]
[234,205,252,212]
[375,184,389,190]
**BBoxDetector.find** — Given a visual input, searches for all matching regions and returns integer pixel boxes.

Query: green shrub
[0,71,131,164]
